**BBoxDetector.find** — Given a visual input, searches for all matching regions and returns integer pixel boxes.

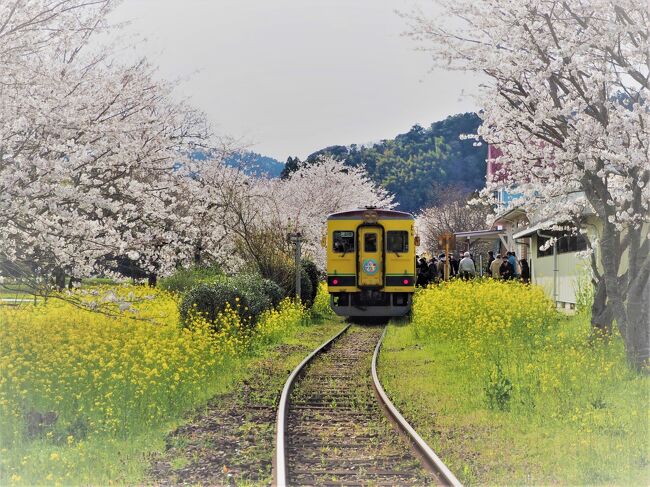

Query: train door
[358,227,383,287]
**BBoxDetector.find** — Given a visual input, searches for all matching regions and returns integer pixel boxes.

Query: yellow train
[325,207,417,317]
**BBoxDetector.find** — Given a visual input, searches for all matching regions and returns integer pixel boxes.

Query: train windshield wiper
[339,245,354,257]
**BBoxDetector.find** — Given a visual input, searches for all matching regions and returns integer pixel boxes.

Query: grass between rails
[379,280,649,486]
[0,282,340,485]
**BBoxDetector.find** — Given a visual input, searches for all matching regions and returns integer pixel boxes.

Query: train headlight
[403,279,410,285]
[332,279,339,285]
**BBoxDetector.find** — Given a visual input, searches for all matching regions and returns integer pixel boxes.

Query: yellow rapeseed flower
[0,283,311,484]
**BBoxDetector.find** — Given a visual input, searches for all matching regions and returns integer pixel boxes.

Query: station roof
[492,206,528,224]
[455,229,506,242]
[455,229,504,238]
[513,220,559,239]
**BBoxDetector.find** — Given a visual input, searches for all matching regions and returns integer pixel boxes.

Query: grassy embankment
[0,279,114,301]
[380,280,649,485]
[0,284,33,302]
[0,283,340,485]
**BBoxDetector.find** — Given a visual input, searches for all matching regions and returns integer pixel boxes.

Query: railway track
[275,324,462,487]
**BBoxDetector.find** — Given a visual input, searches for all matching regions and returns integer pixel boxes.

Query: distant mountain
[224,151,284,178]
[191,149,284,178]
[281,113,488,213]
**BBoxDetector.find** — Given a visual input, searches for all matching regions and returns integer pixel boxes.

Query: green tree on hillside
[281,113,487,212]
[280,156,302,179]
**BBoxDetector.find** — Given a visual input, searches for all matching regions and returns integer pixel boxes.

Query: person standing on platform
[437,253,446,279]
[458,251,476,280]
[500,255,515,279]
[428,258,438,283]
[450,253,459,277]
[486,250,495,277]
[490,254,503,278]
[416,257,429,287]
[508,251,520,278]
[520,258,530,284]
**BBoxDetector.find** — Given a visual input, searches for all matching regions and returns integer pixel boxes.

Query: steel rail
[371,326,464,487]
[274,323,351,487]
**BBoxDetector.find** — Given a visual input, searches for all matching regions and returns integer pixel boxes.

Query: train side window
[386,231,408,253]
[364,233,377,252]
[333,231,355,253]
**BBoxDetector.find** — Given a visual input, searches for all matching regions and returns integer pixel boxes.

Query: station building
[455,145,593,309]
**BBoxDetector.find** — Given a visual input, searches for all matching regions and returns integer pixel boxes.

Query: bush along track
[379,280,649,485]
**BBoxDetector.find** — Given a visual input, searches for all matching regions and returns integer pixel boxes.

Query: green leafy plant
[485,361,513,411]
[301,259,321,306]
[159,265,223,294]
[179,282,251,330]
[574,264,594,315]
[231,273,285,321]
[179,271,289,330]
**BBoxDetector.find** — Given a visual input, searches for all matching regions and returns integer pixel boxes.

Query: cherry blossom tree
[0,0,211,293]
[219,157,394,281]
[405,0,649,369]
[270,157,395,268]
[417,187,492,256]
[184,151,266,271]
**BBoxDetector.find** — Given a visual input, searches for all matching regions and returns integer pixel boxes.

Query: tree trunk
[590,278,613,339]
[598,221,649,372]
[625,269,650,371]
[148,273,157,287]
[54,269,66,291]
[194,241,202,267]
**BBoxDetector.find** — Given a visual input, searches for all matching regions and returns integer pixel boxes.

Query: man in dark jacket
[520,258,530,284]
[427,258,438,283]
[500,257,514,280]
[450,254,459,277]
[416,257,429,287]
[486,250,495,276]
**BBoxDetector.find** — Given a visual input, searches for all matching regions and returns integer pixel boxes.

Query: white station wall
[529,238,589,305]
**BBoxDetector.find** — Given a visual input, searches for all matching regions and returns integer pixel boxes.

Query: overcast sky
[110,0,480,160]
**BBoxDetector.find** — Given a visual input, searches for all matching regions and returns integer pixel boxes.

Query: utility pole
[445,241,450,280]
[288,232,302,300]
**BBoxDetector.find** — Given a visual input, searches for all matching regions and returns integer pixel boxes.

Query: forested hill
[282,112,488,213]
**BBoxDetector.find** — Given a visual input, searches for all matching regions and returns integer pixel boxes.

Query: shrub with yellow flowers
[411,280,642,417]
[0,283,308,485]
[310,282,335,320]
[384,279,649,485]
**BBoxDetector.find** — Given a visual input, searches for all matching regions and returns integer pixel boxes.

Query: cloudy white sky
[110,0,480,160]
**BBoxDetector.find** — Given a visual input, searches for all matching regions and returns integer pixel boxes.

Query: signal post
[438,231,456,281]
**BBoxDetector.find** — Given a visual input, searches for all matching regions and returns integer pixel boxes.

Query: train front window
[387,231,408,253]
[333,231,355,253]
[364,233,377,252]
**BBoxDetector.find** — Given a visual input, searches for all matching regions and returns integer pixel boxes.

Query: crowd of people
[415,249,530,287]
